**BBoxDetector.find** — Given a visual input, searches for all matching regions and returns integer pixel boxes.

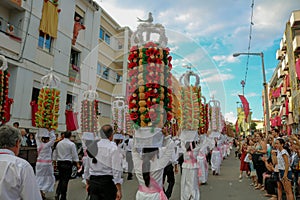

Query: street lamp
[232,52,270,133]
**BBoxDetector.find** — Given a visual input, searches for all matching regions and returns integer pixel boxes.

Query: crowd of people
[0,122,236,200]
[236,129,300,200]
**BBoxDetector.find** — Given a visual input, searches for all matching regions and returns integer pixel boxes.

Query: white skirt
[136,191,161,200]
[181,167,200,200]
[197,155,208,183]
[35,162,55,192]
[211,150,221,174]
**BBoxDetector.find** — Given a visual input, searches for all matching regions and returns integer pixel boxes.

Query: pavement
[46,149,270,200]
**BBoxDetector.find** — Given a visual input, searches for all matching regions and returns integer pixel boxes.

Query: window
[104,33,110,45]
[100,102,111,118]
[32,87,40,101]
[116,74,122,82]
[66,94,76,111]
[99,28,104,40]
[97,63,101,75]
[102,66,109,79]
[75,6,85,24]
[38,31,53,52]
[70,49,80,66]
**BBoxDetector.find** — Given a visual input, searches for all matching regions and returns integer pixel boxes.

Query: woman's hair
[142,148,158,187]
[185,141,196,152]
[41,137,50,143]
[276,138,291,155]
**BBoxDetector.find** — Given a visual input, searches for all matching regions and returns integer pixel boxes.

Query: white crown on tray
[133,127,164,148]
[179,130,198,143]
[131,15,168,47]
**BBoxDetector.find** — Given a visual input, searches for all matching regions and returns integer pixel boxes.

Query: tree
[250,122,257,130]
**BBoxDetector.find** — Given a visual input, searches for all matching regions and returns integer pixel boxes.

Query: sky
[96,0,299,123]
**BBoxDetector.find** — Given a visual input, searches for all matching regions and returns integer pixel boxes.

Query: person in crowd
[162,136,178,199]
[0,125,42,200]
[181,140,201,200]
[247,153,258,186]
[125,135,134,180]
[35,129,56,199]
[132,133,174,200]
[20,128,28,147]
[239,142,250,179]
[26,132,37,147]
[13,121,19,129]
[53,131,80,200]
[84,125,122,200]
[211,138,222,176]
[253,132,267,190]
[275,138,294,200]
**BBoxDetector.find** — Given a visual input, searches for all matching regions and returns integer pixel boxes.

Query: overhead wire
[243,0,255,90]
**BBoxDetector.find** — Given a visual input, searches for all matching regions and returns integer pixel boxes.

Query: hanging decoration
[0,55,13,125]
[81,88,99,133]
[35,69,60,130]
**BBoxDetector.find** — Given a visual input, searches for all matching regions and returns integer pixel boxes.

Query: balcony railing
[293,34,300,52]
[290,10,300,28]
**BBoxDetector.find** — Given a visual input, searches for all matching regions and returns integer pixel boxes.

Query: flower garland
[127,42,173,129]
[81,99,98,133]
[35,87,60,130]
[0,69,11,123]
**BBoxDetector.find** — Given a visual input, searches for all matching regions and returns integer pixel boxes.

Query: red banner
[296,59,300,80]
[238,95,250,122]
[235,119,239,134]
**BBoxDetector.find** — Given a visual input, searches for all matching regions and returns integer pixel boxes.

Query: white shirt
[125,138,133,152]
[84,139,123,185]
[132,137,175,187]
[53,138,79,162]
[0,149,42,200]
[36,131,56,162]
[277,149,291,171]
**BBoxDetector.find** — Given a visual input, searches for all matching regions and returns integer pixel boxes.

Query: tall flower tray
[81,88,99,136]
[127,19,173,148]
[208,98,223,138]
[179,67,203,143]
[35,70,60,135]
[0,55,13,125]
[112,97,126,134]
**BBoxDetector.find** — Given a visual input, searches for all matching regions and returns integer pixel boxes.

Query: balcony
[293,34,300,52]
[280,38,287,51]
[290,10,300,28]
[271,101,281,112]
[276,49,284,60]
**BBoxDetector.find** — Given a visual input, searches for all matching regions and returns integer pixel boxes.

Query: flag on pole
[235,119,239,134]
[238,95,250,122]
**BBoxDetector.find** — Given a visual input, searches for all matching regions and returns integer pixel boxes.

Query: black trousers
[178,154,184,174]
[255,164,267,185]
[126,151,133,178]
[163,164,175,199]
[89,175,117,200]
[56,161,73,200]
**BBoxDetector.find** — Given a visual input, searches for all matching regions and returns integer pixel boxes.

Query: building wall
[1,0,100,131]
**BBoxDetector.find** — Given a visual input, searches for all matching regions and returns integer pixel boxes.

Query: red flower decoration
[130,112,139,120]
[145,42,157,48]
[128,68,138,76]
[167,113,172,121]
[128,62,138,69]
[130,46,138,52]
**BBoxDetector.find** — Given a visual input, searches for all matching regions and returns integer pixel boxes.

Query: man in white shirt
[125,135,134,180]
[0,125,42,200]
[53,131,80,200]
[84,124,123,200]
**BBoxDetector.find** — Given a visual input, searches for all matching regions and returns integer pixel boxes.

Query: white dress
[132,138,174,200]
[197,151,208,184]
[211,147,222,174]
[35,131,56,192]
[181,145,201,200]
